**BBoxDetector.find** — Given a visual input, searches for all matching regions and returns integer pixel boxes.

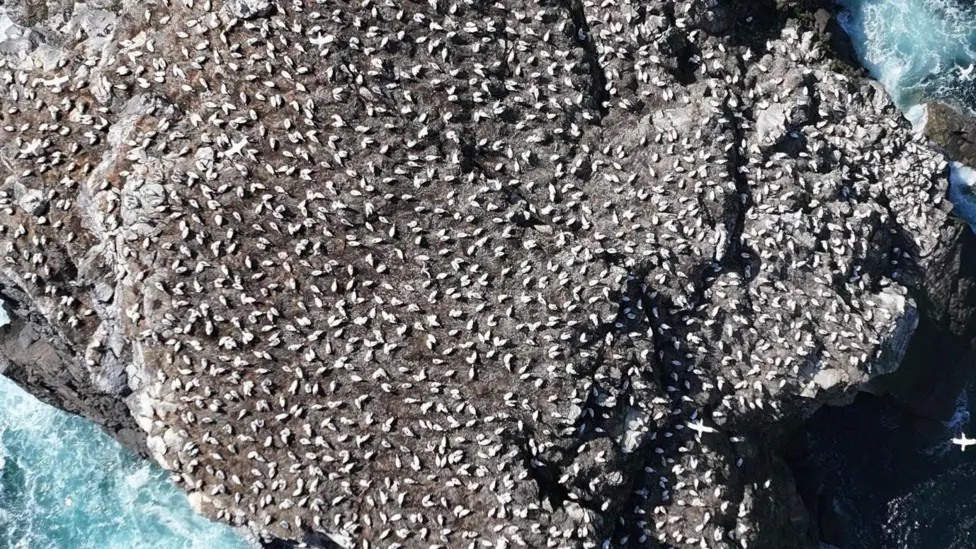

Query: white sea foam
[903,104,928,133]
[839,0,976,111]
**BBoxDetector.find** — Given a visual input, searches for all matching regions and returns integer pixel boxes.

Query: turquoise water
[0,373,253,549]
[839,0,976,111]
[799,2,976,547]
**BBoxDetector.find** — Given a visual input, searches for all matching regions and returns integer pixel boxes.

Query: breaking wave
[839,0,976,111]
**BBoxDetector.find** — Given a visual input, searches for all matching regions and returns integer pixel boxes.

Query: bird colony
[0,0,961,547]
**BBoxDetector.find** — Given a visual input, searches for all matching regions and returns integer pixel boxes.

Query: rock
[870,223,976,419]
[16,188,47,217]
[756,103,789,143]
[0,12,40,64]
[186,491,209,514]
[92,283,114,304]
[223,0,274,20]
[921,101,976,166]
[873,289,920,377]
[194,147,215,171]
[617,407,649,453]
[801,368,851,401]
[145,434,166,460]
[687,0,731,34]
[813,8,863,73]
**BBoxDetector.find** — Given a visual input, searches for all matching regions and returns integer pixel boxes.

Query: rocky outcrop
[855,99,976,420]
[223,0,276,22]
[0,0,973,548]
[920,101,976,166]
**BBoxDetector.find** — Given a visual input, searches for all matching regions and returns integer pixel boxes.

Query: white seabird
[687,420,718,437]
[952,432,976,451]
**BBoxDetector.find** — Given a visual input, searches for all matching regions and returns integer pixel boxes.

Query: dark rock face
[868,221,976,420]
[0,276,147,455]
[857,99,976,420]
[922,101,976,167]
[811,7,863,74]
[0,0,972,548]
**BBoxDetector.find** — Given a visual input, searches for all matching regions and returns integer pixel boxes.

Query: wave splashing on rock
[0,375,253,549]
[839,0,976,110]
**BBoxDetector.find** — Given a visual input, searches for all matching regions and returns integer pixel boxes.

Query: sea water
[0,373,254,549]
[839,0,976,110]
[0,303,252,548]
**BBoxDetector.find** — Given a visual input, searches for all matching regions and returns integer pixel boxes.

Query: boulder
[223,0,274,20]
[921,101,976,166]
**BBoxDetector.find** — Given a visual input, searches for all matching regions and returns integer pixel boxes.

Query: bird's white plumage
[953,432,976,451]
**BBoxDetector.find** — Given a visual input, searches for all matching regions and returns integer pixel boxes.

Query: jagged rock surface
[921,101,976,166]
[0,0,969,547]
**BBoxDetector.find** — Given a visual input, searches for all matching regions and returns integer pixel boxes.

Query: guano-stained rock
[0,0,974,548]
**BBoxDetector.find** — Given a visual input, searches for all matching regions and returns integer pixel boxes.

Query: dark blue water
[790,391,975,548]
